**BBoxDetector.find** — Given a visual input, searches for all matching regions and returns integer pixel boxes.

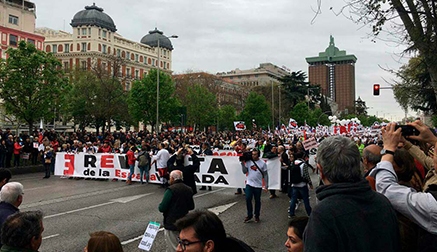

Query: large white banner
[55,152,281,189]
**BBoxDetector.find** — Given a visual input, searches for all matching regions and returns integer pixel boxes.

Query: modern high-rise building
[0,0,44,57]
[36,3,174,90]
[306,36,357,112]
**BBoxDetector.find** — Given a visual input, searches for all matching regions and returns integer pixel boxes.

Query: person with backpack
[137,146,151,184]
[288,151,313,219]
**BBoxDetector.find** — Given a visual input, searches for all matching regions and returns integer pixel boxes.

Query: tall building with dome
[306,36,356,112]
[36,3,174,90]
[0,0,45,57]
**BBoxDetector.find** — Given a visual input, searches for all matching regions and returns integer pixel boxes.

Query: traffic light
[373,84,380,96]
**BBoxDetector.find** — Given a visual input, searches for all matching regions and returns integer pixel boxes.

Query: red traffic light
[373,84,380,96]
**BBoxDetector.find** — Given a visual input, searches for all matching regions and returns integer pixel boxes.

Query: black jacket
[303,179,400,252]
[163,181,194,230]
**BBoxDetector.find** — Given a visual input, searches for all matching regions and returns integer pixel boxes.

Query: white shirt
[155,148,170,169]
[241,159,268,189]
[371,160,437,234]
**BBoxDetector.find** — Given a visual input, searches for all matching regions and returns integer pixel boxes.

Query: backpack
[289,159,306,184]
[138,152,149,167]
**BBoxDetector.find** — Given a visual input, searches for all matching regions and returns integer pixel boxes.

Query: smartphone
[394,125,419,136]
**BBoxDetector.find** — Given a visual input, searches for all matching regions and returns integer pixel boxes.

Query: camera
[239,151,253,162]
[394,125,419,136]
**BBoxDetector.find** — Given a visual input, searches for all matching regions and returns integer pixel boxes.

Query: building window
[102,62,107,71]
[135,54,139,62]
[144,56,147,64]
[126,52,130,60]
[126,68,131,78]
[117,49,120,57]
[64,44,70,53]
[27,39,35,45]
[81,60,87,70]
[82,28,87,35]
[152,59,155,66]
[102,44,107,54]
[8,15,18,25]
[81,42,86,52]
[98,29,101,37]
[52,45,57,53]
[135,70,139,79]
[9,35,18,46]
[102,30,107,38]
[63,62,69,70]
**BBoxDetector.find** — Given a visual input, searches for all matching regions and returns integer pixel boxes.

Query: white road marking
[110,193,153,203]
[26,185,53,191]
[45,193,154,219]
[43,234,60,240]
[45,202,115,219]
[207,202,237,215]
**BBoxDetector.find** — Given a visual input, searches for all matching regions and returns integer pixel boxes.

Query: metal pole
[156,39,160,133]
[271,80,274,127]
[278,85,281,127]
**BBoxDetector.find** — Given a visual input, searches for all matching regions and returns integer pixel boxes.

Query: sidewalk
[3,164,45,175]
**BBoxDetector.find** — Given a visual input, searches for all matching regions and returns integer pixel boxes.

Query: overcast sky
[35,0,410,121]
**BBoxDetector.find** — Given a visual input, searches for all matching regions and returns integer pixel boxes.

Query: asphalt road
[15,170,319,252]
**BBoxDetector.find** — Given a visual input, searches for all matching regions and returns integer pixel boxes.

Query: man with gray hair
[159,170,194,252]
[362,144,382,177]
[0,182,24,247]
[1,211,44,252]
[303,136,399,252]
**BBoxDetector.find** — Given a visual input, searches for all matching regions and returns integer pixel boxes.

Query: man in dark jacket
[303,136,400,252]
[159,170,194,252]
[0,182,23,248]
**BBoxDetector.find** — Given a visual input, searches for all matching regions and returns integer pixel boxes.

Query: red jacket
[13,142,21,155]
[126,150,136,165]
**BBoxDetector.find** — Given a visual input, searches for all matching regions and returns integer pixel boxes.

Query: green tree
[290,102,310,126]
[185,84,217,131]
[66,69,98,131]
[308,108,330,126]
[280,71,321,110]
[129,69,178,131]
[0,41,68,133]
[329,0,437,109]
[239,92,271,129]
[393,56,436,115]
[218,105,236,131]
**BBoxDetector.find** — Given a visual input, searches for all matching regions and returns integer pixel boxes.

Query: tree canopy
[0,41,68,133]
[239,92,271,129]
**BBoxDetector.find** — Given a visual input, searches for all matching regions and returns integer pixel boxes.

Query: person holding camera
[371,120,437,238]
[241,149,269,223]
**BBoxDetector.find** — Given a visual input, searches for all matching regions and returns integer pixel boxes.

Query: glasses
[177,237,204,251]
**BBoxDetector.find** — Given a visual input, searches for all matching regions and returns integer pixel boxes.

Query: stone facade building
[36,3,174,90]
[306,36,356,112]
[216,62,289,88]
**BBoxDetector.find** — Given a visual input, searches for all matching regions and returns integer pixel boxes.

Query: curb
[3,165,45,175]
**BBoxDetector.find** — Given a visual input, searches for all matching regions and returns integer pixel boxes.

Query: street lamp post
[156,34,178,133]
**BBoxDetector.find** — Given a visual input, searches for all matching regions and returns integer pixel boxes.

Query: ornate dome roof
[70,3,117,32]
[140,28,174,50]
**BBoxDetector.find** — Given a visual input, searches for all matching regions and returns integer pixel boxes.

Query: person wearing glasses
[175,209,254,252]
[159,170,194,252]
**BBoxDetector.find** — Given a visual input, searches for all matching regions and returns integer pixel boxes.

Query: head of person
[85,231,123,252]
[285,216,309,252]
[170,170,183,185]
[251,149,260,161]
[0,169,12,188]
[1,211,44,251]
[0,182,24,208]
[393,148,416,183]
[175,210,226,252]
[316,136,362,185]
[362,144,382,170]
